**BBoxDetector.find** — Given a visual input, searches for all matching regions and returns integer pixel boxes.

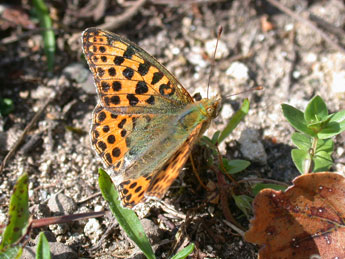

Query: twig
[0,28,58,45]
[99,0,147,31]
[309,14,345,39]
[158,200,186,219]
[151,0,226,4]
[31,211,105,228]
[235,177,289,187]
[223,220,245,237]
[77,192,102,205]
[0,92,55,174]
[266,0,345,54]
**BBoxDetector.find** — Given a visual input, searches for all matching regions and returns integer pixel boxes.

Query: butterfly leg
[189,153,210,191]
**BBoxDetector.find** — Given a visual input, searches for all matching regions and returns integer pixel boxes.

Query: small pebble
[238,128,267,165]
[84,218,103,242]
[140,218,162,243]
[22,241,77,259]
[47,193,77,214]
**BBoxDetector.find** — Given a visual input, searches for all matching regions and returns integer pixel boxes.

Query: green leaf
[218,99,249,144]
[291,132,312,151]
[252,183,287,196]
[233,195,253,219]
[307,120,327,133]
[0,174,29,250]
[171,243,195,259]
[317,110,345,139]
[211,131,221,145]
[291,149,310,174]
[313,151,333,172]
[0,246,23,259]
[33,0,55,71]
[199,136,218,158]
[282,104,315,136]
[304,96,328,123]
[36,232,51,259]
[223,159,250,174]
[199,136,213,147]
[316,138,333,153]
[98,168,155,259]
[0,98,14,116]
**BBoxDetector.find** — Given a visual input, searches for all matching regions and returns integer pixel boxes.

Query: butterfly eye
[207,107,214,114]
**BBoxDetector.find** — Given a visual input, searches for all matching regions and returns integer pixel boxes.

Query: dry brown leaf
[260,15,274,32]
[245,172,345,259]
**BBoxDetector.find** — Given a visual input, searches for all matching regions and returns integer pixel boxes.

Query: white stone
[285,23,294,31]
[292,70,301,79]
[257,34,265,42]
[337,146,344,156]
[94,205,104,212]
[205,39,229,60]
[84,218,102,242]
[172,47,180,55]
[186,46,207,68]
[331,71,345,93]
[220,103,234,121]
[305,52,317,63]
[226,62,249,82]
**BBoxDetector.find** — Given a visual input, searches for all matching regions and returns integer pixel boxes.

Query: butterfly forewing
[82,28,194,115]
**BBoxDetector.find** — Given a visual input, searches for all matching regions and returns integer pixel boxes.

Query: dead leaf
[245,172,345,259]
[260,15,274,33]
[1,6,34,30]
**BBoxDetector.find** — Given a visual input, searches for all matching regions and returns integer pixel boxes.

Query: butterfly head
[201,94,221,119]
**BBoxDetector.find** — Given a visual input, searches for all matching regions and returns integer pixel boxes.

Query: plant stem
[305,137,318,173]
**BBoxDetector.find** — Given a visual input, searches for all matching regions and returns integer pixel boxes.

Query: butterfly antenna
[224,86,264,98]
[207,25,223,99]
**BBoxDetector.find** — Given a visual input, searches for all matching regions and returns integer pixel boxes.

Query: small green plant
[0,98,14,116]
[0,174,52,259]
[0,174,29,258]
[282,95,345,174]
[201,98,251,175]
[201,99,270,220]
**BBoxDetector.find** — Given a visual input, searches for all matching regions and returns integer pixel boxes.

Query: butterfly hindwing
[146,124,202,199]
[92,102,195,184]
[118,124,202,207]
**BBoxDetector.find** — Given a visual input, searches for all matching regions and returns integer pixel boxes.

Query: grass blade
[32,0,55,71]
[36,232,51,259]
[98,168,155,259]
[218,99,249,144]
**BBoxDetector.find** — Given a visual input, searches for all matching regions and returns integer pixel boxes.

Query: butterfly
[82,28,221,208]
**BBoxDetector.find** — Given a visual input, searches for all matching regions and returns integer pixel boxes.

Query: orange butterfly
[82,28,220,208]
